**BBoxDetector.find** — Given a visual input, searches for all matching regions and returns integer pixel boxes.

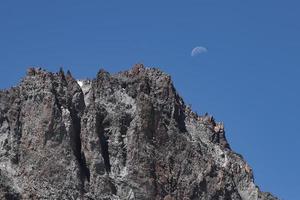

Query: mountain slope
[0,65,277,199]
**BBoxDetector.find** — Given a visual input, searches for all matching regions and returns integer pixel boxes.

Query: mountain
[0,64,277,200]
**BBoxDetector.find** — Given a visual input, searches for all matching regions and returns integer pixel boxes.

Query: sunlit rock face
[0,65,277,200]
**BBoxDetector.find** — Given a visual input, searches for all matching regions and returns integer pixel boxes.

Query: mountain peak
[0,66,277,199]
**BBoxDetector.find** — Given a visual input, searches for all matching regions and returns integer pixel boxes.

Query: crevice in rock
[99,132,111,173]
[9,101,22,165]
[69,108,90,183]
[62,70,90,185]
[119,113,133,166]
[96,113,111,173]
[173,94,187,133]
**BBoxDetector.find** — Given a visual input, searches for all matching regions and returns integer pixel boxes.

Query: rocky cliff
[0,65,277,199]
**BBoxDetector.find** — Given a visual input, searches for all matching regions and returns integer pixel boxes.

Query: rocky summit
[0,64,277,200]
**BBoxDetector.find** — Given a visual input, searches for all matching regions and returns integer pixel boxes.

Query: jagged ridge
[0,65,278,199]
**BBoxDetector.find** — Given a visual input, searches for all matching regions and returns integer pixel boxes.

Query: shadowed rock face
[0,65,277,200]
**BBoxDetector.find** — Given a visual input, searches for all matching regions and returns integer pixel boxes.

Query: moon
[191,46,207,56]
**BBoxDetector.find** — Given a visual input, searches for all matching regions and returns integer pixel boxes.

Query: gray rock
[0,65,278,199]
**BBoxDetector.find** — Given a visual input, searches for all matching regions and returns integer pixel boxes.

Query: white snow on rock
[77,80,83,88]
[77,80,92,106]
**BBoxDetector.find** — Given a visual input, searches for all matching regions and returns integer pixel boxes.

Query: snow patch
[77,80,83,88]
[77,80,92,106]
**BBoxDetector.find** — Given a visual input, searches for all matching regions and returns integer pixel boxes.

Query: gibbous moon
[191,46,207,56]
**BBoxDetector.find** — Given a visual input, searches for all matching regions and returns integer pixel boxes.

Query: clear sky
[0,1,299,199]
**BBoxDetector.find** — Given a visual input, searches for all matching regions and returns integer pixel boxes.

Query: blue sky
[0,1,299,199]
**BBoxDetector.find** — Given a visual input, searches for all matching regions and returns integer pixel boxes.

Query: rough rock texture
[0,65,278,200]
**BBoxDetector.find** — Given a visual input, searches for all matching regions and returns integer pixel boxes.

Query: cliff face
[0,65,277,200]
